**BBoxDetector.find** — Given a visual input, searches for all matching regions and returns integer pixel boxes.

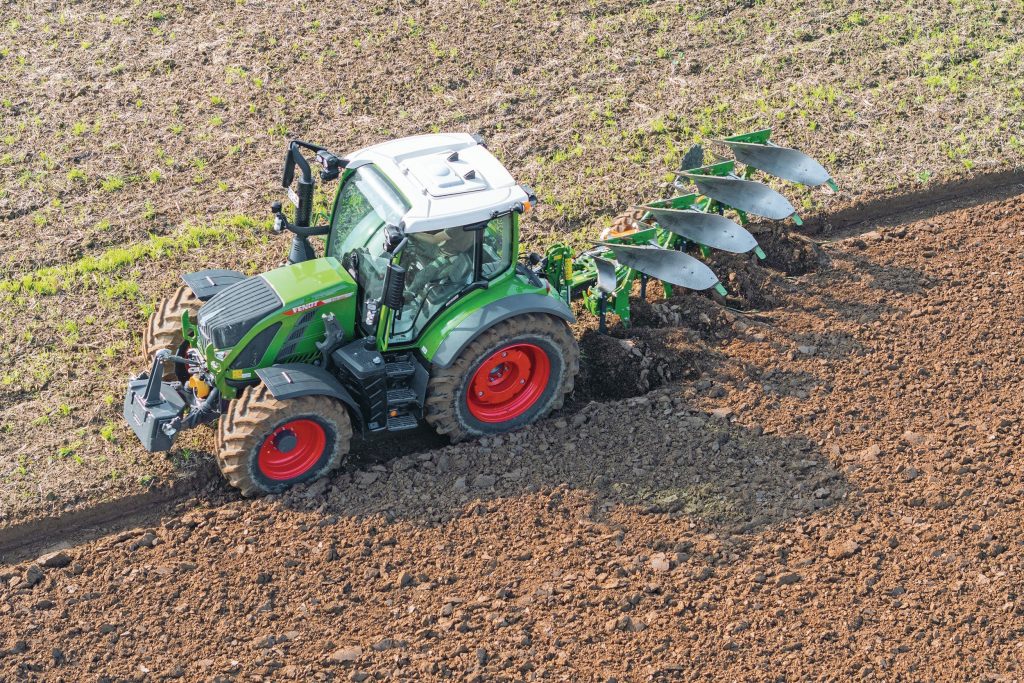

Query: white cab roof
[345,133,530,233]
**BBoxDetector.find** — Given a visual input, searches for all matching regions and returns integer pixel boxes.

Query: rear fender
[430,293,575,369]
[181,269,246,301]
[255,364,363,428]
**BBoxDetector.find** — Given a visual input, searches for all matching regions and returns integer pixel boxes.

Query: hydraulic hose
[181,388,221,429]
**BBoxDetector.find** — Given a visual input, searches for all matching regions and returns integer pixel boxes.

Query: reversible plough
[541,129,836,331]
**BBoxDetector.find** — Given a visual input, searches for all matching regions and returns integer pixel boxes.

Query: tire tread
[142,285,201,378]
[424,314,579,443]
[216,386,352,496]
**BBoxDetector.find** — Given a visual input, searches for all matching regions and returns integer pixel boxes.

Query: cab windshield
[327,166,410,320]
[328,165,409,261]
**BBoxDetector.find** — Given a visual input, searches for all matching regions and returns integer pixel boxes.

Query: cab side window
[390,214,514,343]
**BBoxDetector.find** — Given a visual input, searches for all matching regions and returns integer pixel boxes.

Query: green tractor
[126,134,579,495]
[124,130,832,496]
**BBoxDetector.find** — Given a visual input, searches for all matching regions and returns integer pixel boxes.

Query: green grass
[100,175,125,192]
[0,214,265,296]
[100,422,117,443]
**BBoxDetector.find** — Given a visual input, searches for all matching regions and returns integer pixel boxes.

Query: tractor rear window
[481,214,512,280]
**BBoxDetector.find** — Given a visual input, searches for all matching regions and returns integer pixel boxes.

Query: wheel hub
[257,418,327,481]
[467,343,551,423]
[272,430,298,454]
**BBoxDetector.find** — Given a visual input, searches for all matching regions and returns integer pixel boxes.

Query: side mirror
[270,201,284,233]
[382,224,405,255]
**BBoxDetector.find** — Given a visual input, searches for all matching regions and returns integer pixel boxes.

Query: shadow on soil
[278,227,856,537]
[829,249,936,296]
[802,168,1024,239]
[282,399,848,539]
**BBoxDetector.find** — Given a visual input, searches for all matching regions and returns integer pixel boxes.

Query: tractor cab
[316,134,529,344]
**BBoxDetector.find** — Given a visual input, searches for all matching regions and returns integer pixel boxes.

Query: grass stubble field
[0,0,1023,678]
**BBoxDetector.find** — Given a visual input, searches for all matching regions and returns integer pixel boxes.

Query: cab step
[386,414,418,431]
[386,387,418,407]
[385,359,416,380]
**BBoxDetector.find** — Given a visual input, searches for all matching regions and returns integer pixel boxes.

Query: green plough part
[544,127,835,329]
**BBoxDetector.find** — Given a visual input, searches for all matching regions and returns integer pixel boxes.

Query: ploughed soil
[3,191,1023,680]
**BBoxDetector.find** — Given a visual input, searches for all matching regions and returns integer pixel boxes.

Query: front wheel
[143,285,201,379]
[215,386,352,496]
[425,313,579,442]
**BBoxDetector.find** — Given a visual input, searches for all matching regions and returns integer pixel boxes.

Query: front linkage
[124,349,221,451]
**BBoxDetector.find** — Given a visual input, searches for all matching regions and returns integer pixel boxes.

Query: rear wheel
[143,285,201,379]
[215,385,352,496]
[425,313,579,442]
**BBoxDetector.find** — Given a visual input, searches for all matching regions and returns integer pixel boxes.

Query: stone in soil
[827,539,861,560]
[24,564,44,587]
[36,550,72,569]
[329,647,362,663]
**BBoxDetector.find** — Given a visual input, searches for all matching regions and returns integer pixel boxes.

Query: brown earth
[2,0,1024,676]
[2,190,1022,680]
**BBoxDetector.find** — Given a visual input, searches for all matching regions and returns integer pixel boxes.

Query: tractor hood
[197,258,355,350]
[197,275,282,349]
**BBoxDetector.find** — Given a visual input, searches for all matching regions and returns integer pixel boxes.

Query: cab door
[386,214,513,346]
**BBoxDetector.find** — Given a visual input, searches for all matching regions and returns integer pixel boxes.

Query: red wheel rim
[466,343,551,423]
[257,418,327,481]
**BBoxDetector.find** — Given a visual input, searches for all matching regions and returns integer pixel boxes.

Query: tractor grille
[277,309,316,361]
[196,276,282,349]
[230,323,281,369]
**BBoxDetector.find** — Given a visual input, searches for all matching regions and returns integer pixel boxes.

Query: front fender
[181,269,246,301]
[429,293,575,369]
[255,364,363,426]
